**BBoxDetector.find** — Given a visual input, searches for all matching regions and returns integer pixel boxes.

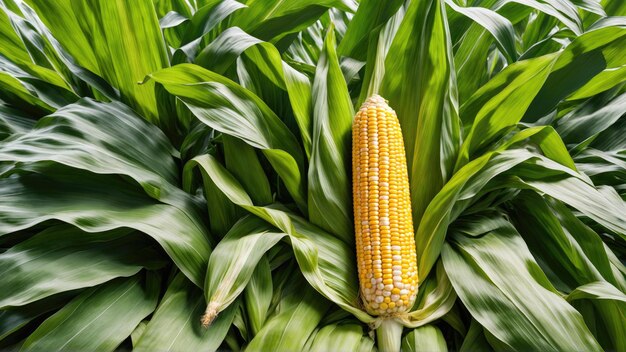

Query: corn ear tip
[201,302,220,328]
[361,94,389,110]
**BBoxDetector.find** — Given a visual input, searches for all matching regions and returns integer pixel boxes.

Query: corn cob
[352,95,418,316]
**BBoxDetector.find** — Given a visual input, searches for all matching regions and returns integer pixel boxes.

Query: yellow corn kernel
[353,95,418,316]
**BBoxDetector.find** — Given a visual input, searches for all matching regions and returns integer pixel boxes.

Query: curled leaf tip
[137,75,152,85]
[201,302,220,328]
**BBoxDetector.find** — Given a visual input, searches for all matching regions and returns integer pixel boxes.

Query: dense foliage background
[0,0,625,351]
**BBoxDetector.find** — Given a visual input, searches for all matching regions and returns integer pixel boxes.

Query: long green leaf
[442,217,602,351]
[0,225,163,308]
[149,64,308,212]
[445,0,517,62]
[245,273,330,352]
[0,99,212,286]
[338,0,403,60]
[0,99,180,198]
[402,325,447,352]
[244,256,273,337]
[417,149,534,280]
[21,274,160,351]
[134,273,237,352]
[524,26,626,121]
[557,92,626,148]
[229,0,356,44]
[406,261,456,327]
[201,217,285,325]
[567,281,626,303]
[28,0,169,125]
[184,154,372,323]
[308,25,353,242]
[307,323,374,352]
[0,166,210,287]
[196,27,313,158]
[457,54,557,168]
[380,0,461,227]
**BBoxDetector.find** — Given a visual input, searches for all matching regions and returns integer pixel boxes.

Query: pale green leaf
[402,325,448,352]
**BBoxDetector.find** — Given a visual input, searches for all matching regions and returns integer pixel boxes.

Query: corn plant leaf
[459,319,490,352]
[557,92,626,148]
[184,154,372,323]
[402,325,448,352]
[195,26,263,73]
[0,225,164,308]
[453,23,494,104]
[175,0,245,61]
[0,57,78,109]
[21,274,160,351]
[22,0,98,74]
[245,273,330,352]
[415,127,576,282]
[0,6,32,65]
[0,72,56,115]
[416,127,578,281]
[239,44,314,156]
[229,0,356,44]
[202,216,286,318]
[6,1,120,101]
[307,323,374,352]
[442,218,602,351]
[566,282,626,351]
[457,54,557,167]
[380,0,461,227]
[338,0,403,60]
[130,322,147,347]
[499,126,576,169]
[0,99,180,198]
[0,293,75,343]
[27,0,169,125]
[0,3,74,83]
[567,49,626,100]
[196,27,314,158]
[223,135,272,205]
[515,176,626,239]
[244,256,273,336]
[357,5,404,104]
[575,148,626,186]
[417,149,535,280]
[133,273,237,352]
[510,192,626,350]
[0,99,212,286]
[159,11,188,29]
[0,105,34,140]
[496,0,582,35]
[567,281,626,303]
[0,166,211,287]
[445,0,517,62]
[149,63,308,212]
[308,25,353,242]
[511,192,621,289]
[405,260,456,327]
[551,199,626,291]
[200,164,240,238]
[524,26,626,121]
